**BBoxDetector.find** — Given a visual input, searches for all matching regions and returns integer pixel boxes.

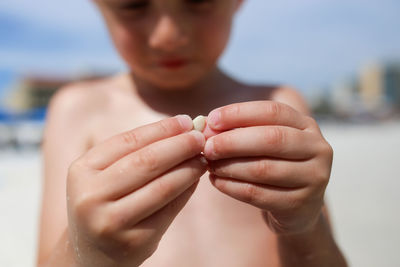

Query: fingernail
[204,139,215,159]
[189,130,205,146]
[207,109,221,129]
[176,114,193,131]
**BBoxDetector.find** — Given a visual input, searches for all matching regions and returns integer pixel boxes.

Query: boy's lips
[159,58,188,69]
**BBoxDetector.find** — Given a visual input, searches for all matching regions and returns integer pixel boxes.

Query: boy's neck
[128,68,240,117]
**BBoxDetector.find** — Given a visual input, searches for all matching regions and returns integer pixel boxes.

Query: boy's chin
[132,65,215,90]
[148,75,205,90]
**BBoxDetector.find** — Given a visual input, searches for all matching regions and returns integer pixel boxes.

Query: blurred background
[0,0,399,266]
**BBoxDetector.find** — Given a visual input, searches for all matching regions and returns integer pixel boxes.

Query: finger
[204,126,316,161]
[208,157,310,188]
[99,131,205,199]
[107,156,206,228]
[83,115,193,170]
[122,181,199,245]
[202,119,222,139]
[207,101,311,131]
[209,175,306,213]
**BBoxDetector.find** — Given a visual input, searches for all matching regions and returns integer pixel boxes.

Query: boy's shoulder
[54,74,121,105]
[45,73,128,134]
[247,84,310,115]
[48,74,125,118]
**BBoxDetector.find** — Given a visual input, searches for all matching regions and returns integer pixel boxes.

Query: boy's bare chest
[140,176,278,267]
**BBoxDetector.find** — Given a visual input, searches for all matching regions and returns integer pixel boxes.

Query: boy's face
[95,0,243,89]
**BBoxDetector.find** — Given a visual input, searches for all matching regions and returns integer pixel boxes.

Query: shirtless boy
[37,0,347,266]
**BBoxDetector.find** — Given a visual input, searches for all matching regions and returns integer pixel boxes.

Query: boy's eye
[118,0,149,10]
[187,0,210,3]
[186,0,213,8]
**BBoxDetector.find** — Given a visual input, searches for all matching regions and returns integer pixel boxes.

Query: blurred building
[4,73,107,112]
[314,61,400,120]
[359,62,400,113]
[5,76,69,111]
[308,88,333,118]
[331,79,359,118]
[0,72,108,149]
[384,63,400,110]
[359,64,385,112]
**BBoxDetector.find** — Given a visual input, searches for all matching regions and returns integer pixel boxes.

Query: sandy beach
[1,121,400,267]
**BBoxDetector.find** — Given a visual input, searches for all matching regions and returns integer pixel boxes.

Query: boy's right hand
[66,115,206,267]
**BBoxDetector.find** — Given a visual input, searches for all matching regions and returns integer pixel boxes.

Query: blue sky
[1,0,400,98]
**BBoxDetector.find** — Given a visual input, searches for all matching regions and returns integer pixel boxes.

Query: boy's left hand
[202,101,333,235]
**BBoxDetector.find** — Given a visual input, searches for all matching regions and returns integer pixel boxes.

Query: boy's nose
[149,15,189,52]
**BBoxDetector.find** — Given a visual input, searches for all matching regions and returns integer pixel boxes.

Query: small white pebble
[193,115,206,132]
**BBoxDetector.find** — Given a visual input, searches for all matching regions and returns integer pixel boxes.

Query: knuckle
[228,103,241,117]
[286,195,304,211]
[251,160,271,179]
[127,232,160,259]
[265,127,286,146]
[134,148,158,172]
[214,165,230,178]
[125,230,144,248]
[67,166,79,184]
[93,207,125,238]
[220,103,240,121]
[316,140,334,162]
[83,154,100,170]
[285,190,311,212]
[89,214,110,238]
[159,119,173,135]
[313,163,330,187]
[305,116,318,129]
[68,159,85,178]
[153,178,174,201]
[212,138,222,156]
[121,130,140,148]
[73,192,98,220]
[267,102,281,120]
[129,229,155,247]
[323,142,334,159]
[116,158,130,176]
[136,240,159,260]
[241,183,259,203]
[305,160,330,193]
[212,136,230,156]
